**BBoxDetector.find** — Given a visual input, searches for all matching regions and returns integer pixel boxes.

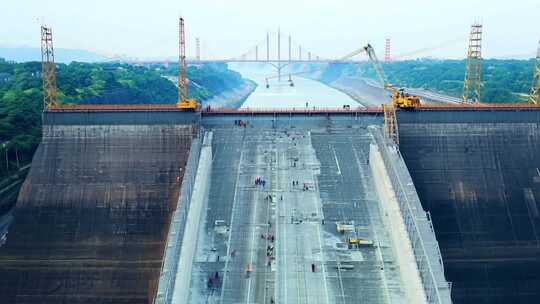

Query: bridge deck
[45,103,540,114]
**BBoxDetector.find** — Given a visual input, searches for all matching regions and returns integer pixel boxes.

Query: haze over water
[229,63,359,109]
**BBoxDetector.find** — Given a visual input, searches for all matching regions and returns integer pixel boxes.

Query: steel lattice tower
[529,39,540,105]
[462,23,482,104]
[41,26,57,109]
[178,17,187,103]
[384,38,391,63]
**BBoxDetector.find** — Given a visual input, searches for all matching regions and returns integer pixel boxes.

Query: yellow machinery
[391,87,421,108]
[363,44,420,109]
[177,17,199,111]
[346,237,374,248]
[336,222,355,233]
[177,98,198,110]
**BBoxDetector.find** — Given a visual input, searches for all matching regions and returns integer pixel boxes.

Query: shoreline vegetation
[290,58,535,104]
[0,59,253,209]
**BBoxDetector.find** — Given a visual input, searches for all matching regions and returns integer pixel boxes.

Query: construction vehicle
[363,43,421,109]
[265,73,295,89]
[346,236,374,248]
[336,262,355,270]
[391,87,421,108]
[177,97,198,110]
[177,17,199,111]
[336,221,355,233]
[288,74,294,87]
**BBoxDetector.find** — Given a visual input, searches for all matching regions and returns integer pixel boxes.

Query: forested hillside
[316,59,535,102]
[155,63,245,101]
[0,59,246,178]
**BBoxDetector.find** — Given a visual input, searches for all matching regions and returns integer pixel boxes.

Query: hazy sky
[1,0,539,60]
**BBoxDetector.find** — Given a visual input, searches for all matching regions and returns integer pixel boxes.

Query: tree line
[316,58,535,102]
[0,60,245,178]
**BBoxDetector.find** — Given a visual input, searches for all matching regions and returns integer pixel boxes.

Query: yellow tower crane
[176,17,198,111]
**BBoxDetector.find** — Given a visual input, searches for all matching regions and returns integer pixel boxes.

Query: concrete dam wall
[398,110,540,304]
[5,108,540,303]
[0,115,195,303]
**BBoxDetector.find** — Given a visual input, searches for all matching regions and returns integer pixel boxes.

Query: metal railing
[154,129,203,304]
[371,126,453,304]
[202,106,382,114]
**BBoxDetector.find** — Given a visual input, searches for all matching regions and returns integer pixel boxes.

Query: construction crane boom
[363,44,388,89]
[363,43,420,110]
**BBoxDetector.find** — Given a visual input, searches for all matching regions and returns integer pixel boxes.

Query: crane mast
[176,17,198,111]
[41,25,57,109]
[178,17,187,102]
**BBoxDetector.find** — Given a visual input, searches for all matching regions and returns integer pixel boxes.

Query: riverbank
[230,63,359,109]
[203,79,257,109]
[319,76,388,107]
[289,65,387,107]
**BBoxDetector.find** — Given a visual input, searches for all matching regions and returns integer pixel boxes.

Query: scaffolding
[371,128,453,304]
[383,103,399,146]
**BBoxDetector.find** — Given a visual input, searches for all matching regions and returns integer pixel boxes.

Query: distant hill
[294,58,535,103]
[0,47,105,63]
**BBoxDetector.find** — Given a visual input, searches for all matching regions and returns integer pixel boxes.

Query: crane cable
[265,36,467,80]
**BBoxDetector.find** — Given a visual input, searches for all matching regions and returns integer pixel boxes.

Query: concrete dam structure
[0,113,198,303]
[1,107,539,303]
[398,110,540,304]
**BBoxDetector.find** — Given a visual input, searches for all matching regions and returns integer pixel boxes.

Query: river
[229,63,359,109]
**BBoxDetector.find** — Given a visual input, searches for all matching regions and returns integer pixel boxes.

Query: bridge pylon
[195,37,201,61]
[384,37,391,63]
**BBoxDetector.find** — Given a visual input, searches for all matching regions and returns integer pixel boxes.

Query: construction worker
[245,263,252,277]
[311,263,316,272]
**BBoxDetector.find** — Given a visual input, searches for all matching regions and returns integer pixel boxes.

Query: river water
[229,63,358,109]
